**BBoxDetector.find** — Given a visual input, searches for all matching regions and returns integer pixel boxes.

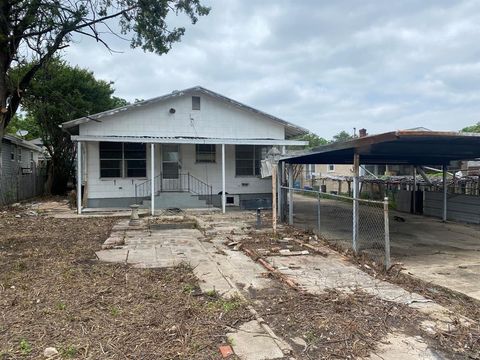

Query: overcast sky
[64,0,480,139]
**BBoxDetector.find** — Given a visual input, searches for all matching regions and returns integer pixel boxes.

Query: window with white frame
[328,164,335,172]
[235,145,269,176]
[99,142,146,178]
[196,144,216,163]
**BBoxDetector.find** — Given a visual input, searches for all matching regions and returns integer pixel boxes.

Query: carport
[277,130,480,299]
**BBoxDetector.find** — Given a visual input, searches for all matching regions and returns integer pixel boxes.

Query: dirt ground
[0,206,250,359]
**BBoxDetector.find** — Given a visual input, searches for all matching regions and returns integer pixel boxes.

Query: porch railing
[135,172,213,206]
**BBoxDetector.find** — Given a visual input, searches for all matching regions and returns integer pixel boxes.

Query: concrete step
[141,192,210,209]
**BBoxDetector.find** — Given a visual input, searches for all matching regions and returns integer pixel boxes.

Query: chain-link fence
[283,187,390,269]
[0,171,47,206]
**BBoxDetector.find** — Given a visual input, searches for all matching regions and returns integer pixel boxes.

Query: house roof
[60,86,309,138]
[281,130,480,165]
[3,134,44,152]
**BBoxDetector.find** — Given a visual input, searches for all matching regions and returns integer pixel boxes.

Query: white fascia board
[71,135,308,146]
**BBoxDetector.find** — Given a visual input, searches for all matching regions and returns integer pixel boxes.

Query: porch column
[221,143,226,213]
[288,164,293,225]
[77,141,82,215]
[352,153,360,253]
[150,143,155,216]
[442,164,448,222]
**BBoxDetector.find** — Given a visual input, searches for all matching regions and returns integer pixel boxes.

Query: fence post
[384,197,391,270]
[352,153,360,253]
[317,191,321,233]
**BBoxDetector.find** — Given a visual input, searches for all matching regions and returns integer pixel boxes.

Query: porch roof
[71,135,308,146]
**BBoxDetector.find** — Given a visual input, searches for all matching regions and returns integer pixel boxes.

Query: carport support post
[221,143,226,214]
[76,141,82,215]
[412,166,417,214]
[288,164,293,225]
[150,143,155,216]
[352,153,360,253]
[442,164,448,222]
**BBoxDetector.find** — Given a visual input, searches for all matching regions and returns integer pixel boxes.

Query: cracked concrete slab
[227,320,286,360]
[369,332,444,360]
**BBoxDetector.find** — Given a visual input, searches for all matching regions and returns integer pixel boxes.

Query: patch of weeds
[19,339,31,355]
[110,306,120,317]
[57,302,66,311]
[304,330,318,345]
[61,345,77,358]
[207,296,243,313]
[183,284,196,294]
[14,261,27,272]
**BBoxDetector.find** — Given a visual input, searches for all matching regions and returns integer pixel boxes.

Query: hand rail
[134,172,213,206]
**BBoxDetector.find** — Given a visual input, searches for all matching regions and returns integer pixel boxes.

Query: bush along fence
[0,168,47,206]
[280,186,391,270]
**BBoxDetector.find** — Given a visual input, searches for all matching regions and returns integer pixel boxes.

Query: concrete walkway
[96,212,464,360]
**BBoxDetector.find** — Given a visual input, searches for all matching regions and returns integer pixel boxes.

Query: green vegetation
[461,122,480,133]
[1,0,210,144]
[19,339,32,355]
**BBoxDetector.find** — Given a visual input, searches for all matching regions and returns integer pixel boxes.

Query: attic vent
[192,96,201,110]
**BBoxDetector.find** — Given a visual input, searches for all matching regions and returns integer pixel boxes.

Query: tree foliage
[6,113,41,140]
[462,122,480,133]
[0,0,210,140]
[297,132,328,149]
[15,59,127,194]
[331,130,353,143]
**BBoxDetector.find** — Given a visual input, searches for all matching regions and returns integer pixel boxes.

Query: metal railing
[135,172,213,206]
[281,186,391,269]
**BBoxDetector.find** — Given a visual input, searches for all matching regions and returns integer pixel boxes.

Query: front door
[162,144,180,191]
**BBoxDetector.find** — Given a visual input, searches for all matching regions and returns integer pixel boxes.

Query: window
[10,147,15,161]
[192,96,201,110]
[196,144,216,163]
[99,142,146,178]
[328,164,335,172]
[124,143,147,177]
[235,145,269,176]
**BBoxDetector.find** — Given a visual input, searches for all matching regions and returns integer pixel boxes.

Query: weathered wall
[424,191,480,224]
[80,91,285,140]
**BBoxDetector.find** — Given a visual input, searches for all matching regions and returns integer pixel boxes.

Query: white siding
[80,91,285,140]
[85,142,270,199]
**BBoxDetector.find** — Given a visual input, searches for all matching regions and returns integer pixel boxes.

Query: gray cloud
[64,0,480,138]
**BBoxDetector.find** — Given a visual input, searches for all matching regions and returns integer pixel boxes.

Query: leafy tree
[16,59,127,194]
[6,113,41,140]
[462,122,480,133]
[331,130,353,143]
[298,132,328,149]
[0,0,210,143]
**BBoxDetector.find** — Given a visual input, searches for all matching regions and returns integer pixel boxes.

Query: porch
[74,136,307,215]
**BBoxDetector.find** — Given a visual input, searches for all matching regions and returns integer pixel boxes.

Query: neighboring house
[0,134,45,205]
[0,134,43,177]
[60,86,308,211]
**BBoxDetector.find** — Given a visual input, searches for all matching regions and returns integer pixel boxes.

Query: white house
[60,86,308,214]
